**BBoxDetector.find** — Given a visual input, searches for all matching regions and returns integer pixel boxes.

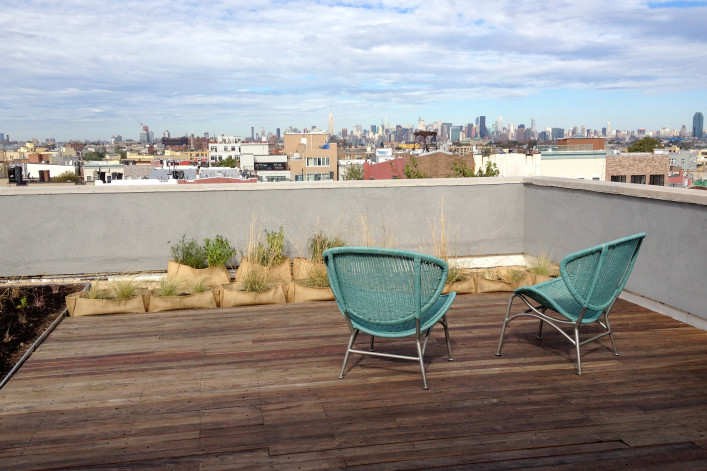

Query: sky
[1,0,707,142]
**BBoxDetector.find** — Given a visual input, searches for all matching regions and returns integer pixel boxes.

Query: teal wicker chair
[495,233,646,374]
[323,247,456,389]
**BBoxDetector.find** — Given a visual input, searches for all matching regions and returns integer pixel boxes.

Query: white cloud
[0,0,706,139]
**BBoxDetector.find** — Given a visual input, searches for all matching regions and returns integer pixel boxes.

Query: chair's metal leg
[495,295,516,356]
[574,326,583,375]
[441,315,453,361]
[536,319,544,339]
[339,329,359,379]
[416,334,429,390]
[604,315,619,356]
[369,335,375,352]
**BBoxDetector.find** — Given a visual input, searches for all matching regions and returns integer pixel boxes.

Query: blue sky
[1,0,706,141]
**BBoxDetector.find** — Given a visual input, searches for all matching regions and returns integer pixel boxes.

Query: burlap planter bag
[66,291,147,317]
[146,290,219,313]
[476,274,534,293]
[234,259,292,284]
[443,276,476,295]
[292,257,321,281]
[219,283,287,307]
[287,282,335,303]
[167,261,231,287]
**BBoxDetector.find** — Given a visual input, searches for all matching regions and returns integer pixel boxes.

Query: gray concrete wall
[3,177,704,324]
[523,177,707,322]
[0,178,525,277]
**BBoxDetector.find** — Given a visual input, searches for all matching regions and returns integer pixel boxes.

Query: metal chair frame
[496,294,619,375]
[340,314,453,390]
[495,233,645,375]
[324,247,456,390]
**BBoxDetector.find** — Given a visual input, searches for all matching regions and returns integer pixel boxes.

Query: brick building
[605,153,669,185]
[364,151,475,179]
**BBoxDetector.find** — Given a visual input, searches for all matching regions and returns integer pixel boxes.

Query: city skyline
[2,1,707,141]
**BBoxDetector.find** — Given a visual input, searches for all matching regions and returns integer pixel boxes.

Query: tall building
[479,116,487,138]
[693,112,704,139]
[328,109,334,136]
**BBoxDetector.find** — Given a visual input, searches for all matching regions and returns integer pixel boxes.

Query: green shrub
[249,227,286,266]
[308,232,346,262]
[204,235,235,267]
[170,235,207,269]
[51,171,82,183]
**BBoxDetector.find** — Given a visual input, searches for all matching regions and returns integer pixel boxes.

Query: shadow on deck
[1,293,706,469]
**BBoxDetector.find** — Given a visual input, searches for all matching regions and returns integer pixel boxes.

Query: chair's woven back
[323,247,448,325]
[560,233,646,312]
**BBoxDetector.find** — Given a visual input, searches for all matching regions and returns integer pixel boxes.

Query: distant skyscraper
[479,116,487,138]
[328,109,334,136]
[276,128,281,140]
[251,127,254,140]
[693,112,704,139]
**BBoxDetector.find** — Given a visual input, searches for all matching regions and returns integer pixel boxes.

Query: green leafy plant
[16,295,28,310]
[155,276,182,297]
[403,155,428,179]
[204,235,236,267]
[249,227,286,267]
[171,235,207,269]
[308,232,346,262]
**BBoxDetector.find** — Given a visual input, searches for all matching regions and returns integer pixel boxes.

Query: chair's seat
[515,278,604,324]
[350,293,456,337]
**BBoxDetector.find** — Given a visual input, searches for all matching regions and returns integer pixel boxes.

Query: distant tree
[627,137,664,153]
[342,164,363,180]
[481,147,492,157]
[476,160,500,177]
[83,151,105,161]
[51,171,81,183]
[450,161,476,177]
[403,155,428,179]
[213,156,238,168]
[450,160,500,178]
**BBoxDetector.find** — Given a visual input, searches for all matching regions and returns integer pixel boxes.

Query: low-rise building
[605,152,669,185]
[285,131,338,181]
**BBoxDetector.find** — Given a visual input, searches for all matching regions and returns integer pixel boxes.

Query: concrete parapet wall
[1,176,705,322]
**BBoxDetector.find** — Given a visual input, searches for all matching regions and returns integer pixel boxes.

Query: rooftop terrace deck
[1,293,706,469]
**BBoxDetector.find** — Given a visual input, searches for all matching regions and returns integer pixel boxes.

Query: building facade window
[304,173,332,181]
[630,175,646,184]
[611,175,626,183]
[306,157,330,167]
[649,174,665,186]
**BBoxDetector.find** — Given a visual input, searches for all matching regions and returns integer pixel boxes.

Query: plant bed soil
[0,284,84,379]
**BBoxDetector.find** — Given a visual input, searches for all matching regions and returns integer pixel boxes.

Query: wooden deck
[1,293,706,470]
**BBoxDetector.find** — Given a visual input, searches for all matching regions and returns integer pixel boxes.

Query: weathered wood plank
[0,295,704,469]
